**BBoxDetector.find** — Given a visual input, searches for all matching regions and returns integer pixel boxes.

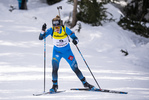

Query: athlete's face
[54,26,60,33]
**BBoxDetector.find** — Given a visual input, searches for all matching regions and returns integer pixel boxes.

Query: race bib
[53,37,69,47]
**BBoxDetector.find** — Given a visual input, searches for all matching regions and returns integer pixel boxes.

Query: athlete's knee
[52,58,59,71]
[71,63,81,74]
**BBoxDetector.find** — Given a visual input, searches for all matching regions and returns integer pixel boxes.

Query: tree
[118,0,149,38]
[77,0,108,26]
[71,0,77,28]
[124,0,149,22]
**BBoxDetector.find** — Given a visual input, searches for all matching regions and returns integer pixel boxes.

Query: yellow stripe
[53,58,59,62]
[53,26,67,39]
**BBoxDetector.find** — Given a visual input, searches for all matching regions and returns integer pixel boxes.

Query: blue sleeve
[65,26,77,39]
[39,27,53,40]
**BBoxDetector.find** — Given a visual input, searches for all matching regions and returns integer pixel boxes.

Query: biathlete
[39,15,94,92]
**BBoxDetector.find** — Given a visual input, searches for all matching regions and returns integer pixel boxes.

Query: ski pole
[75,45,101,89]
[43,37,46,92]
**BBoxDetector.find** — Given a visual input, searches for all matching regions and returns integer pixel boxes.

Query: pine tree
[118,0,149,38]
[77,0,108,26]
[124,0,149,22]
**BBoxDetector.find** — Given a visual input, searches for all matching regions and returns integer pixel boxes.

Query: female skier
[39,15,94,92]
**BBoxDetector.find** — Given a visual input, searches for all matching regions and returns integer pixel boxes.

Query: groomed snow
[0,0,149,100]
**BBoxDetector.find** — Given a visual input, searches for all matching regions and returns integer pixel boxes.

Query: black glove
[42,23,47,31]
[72,38,79,45]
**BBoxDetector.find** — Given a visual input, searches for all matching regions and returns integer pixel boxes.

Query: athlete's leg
[50,50,62,92]
[52,49,62,85]
[63,49,95,89]
[63,49,84,80]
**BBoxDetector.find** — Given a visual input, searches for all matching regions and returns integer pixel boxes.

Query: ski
[70,88,128,94]
[33,91,65,96]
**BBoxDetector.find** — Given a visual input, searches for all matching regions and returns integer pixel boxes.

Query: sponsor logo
[59,39,64,42]
[68,55,74,61]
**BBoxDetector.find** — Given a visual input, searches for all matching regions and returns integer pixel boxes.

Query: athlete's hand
[72,38,79,45]
[42,23,47,31]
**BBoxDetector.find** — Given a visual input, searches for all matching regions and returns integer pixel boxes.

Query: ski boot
[49,85,58,93]
[81,77,95,90]
[83,82,95,90]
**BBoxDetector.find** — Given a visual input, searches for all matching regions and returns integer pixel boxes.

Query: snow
[0,0,149,100]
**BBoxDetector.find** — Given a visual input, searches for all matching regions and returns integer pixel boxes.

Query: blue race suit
[39,26,85,85]
[18,0,28,9]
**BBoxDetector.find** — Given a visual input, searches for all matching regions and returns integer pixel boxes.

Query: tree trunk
[71,0,77,28]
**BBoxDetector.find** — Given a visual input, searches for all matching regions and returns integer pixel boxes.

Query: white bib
[53,37,69,47]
